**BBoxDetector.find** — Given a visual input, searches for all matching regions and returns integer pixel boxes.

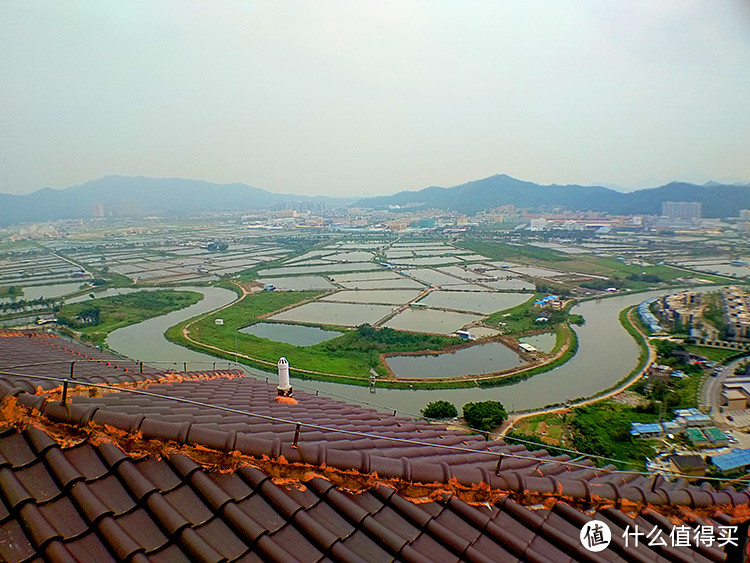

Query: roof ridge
[32,369,245,400]
[3,383,750,524]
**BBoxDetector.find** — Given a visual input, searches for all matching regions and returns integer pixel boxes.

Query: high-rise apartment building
[662,201,702,220]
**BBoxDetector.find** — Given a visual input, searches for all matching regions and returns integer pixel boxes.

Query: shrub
[463,401,507,431]
[421,400,458,419]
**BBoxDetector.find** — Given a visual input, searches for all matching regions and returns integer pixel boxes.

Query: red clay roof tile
[86,474,137,516]
[115,508,169,553]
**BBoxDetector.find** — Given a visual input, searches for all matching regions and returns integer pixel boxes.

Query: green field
[0,286,23,299]
[458,239,731,289]
[165,288,582,388]
[167,290,460,381]
[457,240,570,263]
[569,402,658,469]
[685,344,745,364]
[56,290,203,344]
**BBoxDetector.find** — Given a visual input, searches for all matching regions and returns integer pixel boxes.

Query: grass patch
[166,289,581,389]
[0,286,23,298]
[569,401,658,470]
[457,240,570,263]
[56,290,203,345]
[168,290,459,380]
[684,344,744,364]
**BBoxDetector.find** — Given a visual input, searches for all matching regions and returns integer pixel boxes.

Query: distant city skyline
[1,1,749,196]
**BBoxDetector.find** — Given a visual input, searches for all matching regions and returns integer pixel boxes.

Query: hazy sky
[1,1,749,196]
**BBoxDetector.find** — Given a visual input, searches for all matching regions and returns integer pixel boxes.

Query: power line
[0,356,721,472]
[0,367,746,486]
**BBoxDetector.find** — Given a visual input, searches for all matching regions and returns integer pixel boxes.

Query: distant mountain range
[0,176,352,226]
[355,174,750,218]
[1,174,748,226]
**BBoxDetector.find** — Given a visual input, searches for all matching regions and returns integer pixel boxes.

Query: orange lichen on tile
[37,370,244,401]
[274,395,299,404]
[3,391,750,525]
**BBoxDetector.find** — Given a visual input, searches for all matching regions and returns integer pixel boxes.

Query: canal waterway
[106,286,242,370]
[105,286,695,415]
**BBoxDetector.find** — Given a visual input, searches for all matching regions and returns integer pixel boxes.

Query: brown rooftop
[0,334,748,560]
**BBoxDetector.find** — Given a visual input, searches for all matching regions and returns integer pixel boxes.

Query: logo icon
[580,520,611,552]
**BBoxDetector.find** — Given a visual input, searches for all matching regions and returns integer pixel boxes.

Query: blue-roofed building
[677,413,712,428]
[630,422,664,438]
[674,408,703,418]
[534,295,561,307]
[638,298,663,334]
[662,421,681,435]
[711,448,750,474]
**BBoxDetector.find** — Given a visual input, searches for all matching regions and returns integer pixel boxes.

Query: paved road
[702,356,748,417]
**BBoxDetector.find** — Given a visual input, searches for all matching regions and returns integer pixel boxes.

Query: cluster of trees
[0,297,57,315]
[206,241,229,252]
[73,307,100,326]
[580,278,624,291]
[319,324,455,368]
[323,324,452,355]
[0,285,23,297]
[626,273,663,284]
[703,293,729,339]
[421,399,507,432]
[534,282,571,297]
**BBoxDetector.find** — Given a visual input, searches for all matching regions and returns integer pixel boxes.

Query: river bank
[102,286,696,414]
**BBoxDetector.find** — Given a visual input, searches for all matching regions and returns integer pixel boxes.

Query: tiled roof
[65,377,750,518]
[0,333,243,396]
[0,417,734,562]
[0,334,748,561]
[0,333,161,391]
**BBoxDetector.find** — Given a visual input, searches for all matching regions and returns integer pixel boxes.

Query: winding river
[105,287,687,415]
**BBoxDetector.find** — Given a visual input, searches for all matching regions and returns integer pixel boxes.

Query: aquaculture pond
[518,332,557,353]
[386,341,525,379]
[239,322,341,347]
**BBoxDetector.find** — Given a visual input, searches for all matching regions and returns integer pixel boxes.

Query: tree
[463,401,507,431]
[422,400,458,419]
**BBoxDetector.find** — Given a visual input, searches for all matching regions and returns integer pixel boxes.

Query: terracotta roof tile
[269,524,323,561]
[85,474,137,516]
[206,472,253,502]
[340,529,394,561]
[235,494,287,534]
[63,443,108,481]
[115,508,169,553]
[1,336,749,560]
[63,532,116,562]
[194,517,249,561]
[39,497,88,539]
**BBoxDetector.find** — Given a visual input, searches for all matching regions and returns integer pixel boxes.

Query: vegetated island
[55,290,203,346]
[165,283,581,390]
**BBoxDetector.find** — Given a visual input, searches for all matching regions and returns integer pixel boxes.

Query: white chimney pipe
[277,357,292,396]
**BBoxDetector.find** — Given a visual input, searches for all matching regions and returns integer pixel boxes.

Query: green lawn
[56,290,203,345]
[685,344,744,364]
